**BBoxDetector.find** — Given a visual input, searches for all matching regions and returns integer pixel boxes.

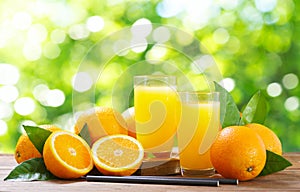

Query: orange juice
[134,85,178,154]
[177,100,220,175]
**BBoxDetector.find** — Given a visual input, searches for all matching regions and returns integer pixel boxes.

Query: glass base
[181,167,215,177]
[153,151,172,158]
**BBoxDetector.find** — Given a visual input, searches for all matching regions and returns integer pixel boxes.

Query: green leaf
[259,150,292,176]
[79,123,91,146]
[23,125,52,154]
[214,82,241,128]
[241,90,268,125]
[4,158,56,181]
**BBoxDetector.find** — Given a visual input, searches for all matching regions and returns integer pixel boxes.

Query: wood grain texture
[1,153,299,191]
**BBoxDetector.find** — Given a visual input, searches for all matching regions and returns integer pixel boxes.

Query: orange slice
[43,131,93,179]
[91,134,144,176]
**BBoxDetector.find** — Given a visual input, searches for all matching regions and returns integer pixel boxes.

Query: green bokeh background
[0,0,299,153]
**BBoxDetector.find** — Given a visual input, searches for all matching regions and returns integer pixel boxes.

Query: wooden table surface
[1,153,299,191]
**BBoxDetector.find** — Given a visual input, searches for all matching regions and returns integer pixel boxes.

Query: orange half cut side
[91,134,144,176]
[43,131,93,179]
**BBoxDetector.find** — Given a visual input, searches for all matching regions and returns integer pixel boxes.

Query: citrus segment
[91,134,144,176]
[74,107,128,145]
[245,123,282,155]
[43,131,93,179]
[210,126,266,181]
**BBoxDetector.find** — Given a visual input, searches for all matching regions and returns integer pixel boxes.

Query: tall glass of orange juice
[134,75,177,158]
[177,92,220,177]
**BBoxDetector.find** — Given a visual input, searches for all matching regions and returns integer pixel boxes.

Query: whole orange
[245,123,282,155]
[122,107,136,138]
[14,124,61,164]
[14,134,42,164]
[74,106,128,145]
[210,126,266,181]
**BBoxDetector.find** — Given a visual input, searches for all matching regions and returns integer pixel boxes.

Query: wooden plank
[86,158,181,176]
[1,153,300,191]
[137,158,180,176]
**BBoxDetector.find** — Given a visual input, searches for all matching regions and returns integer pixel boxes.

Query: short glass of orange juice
[134,75,178,158]
[177,91,220,177]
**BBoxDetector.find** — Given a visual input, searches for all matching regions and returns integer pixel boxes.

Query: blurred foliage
[0,0,299,153]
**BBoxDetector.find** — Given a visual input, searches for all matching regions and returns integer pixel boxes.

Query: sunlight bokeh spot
[69,24,90,40]
[0,120,8,136]
[0,19,11,31]
[51,29,66,44]
[240,6,263,30]
[43,42,61,59]
[14,97,36,116]
[45,89,65,107]
[86,16,105,32]
[131,37,148,53]
[226,36,240,54]
[48,2,86,27]
[0,101,13,120]
[12,12,32,30]
[23,42,42,61]
[175,30,194,46]
[72,72,93,92]
[156,0,184,18]
[282,73,299,90]
[0,64,20,85]
[284,96,299,111]
[153,26,171,43]
[145,45,167,61]
[183,1,219,30]
[220,78,235,92]
[218,12,237,28]
[34,84,65,107]
[0,85,19,103]
[33,84,49,102]
[218,0,239,10]
[213,28,230,44]
[27,24,48,43]
[131,18,152,38]
[267,82,282,97]
[255,0,277,12]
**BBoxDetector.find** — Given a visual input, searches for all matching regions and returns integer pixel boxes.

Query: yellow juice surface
[134,85,178,152]
[177,102,220,169]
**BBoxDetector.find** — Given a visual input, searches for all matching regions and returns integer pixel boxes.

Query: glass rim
[134,75,177,86]
[178,91,220,102]
[134,75,176,79]
[177,91,219,95]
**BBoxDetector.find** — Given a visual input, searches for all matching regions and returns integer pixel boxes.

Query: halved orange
[91,134,144,176]
[43,131,93,179]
